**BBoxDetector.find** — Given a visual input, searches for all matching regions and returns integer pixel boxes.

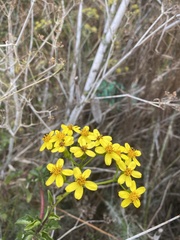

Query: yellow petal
[100,137,112,146]
[118,174,125,185]
[62,169,73,176]
[137,187,146,195]
[40,143,46,151]
[93,129,99,136]
[133,199,141,208]
[125,176,132,187]
[86,150,96,157]
[56,158,64,168]
[56,175,64,188]
[133,158,141,166]
[105,153,112,166]
[135,150,141,156]
[73,167,81,178]
[70,146,79,153]
[95,146,106,154]
[47,163,55,172]
[51,148,58,153]
[118,191,130,199]
[74,149,84,158]
[47,142,53,150]
[130,181,136,191]
[125,143,130,150]
[57,146,66,152]
[84,181,98,191]
[117,161,126,171]
[65,137,74,146]
[74,186,83,200]
[129,161,136,170]
[82,169,91,179]
[111,152,120,161]
[121,199,131,208]
[46,174,56,186]
[65,182,78,192]
[121,154,130,162]
[132,170,142,178]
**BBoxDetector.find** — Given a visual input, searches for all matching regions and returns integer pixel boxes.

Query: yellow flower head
[76,126,96,145]
[118,181,146,208]
[117,161,142,187]
[70,141,96,158]
[124,143,141,166]
[92,129,112,146]
[61,124,80,136]
[46,158,73,188]
[113,144,128,162]
[95,141,120,166]
[65,167,98,200]
[50,130,66,143]
[40,131,54,151]
[51,135,74,153]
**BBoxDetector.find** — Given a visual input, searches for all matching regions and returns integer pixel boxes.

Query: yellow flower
[95,141,120,166]
[61,124,80,136]
[46,159,73,188]
[113,144,128,163]
[75,126,96,145]
[118,181,146,208]
[92,129,112,146]
[51,135,74,153]
[124,143,141,166]
[117,161,142,187]
[50,130,66,143]
[70,141,96,158]
[65,167,98,200]
[40,131,54,151]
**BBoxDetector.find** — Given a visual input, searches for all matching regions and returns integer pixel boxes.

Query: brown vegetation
[0,0,179,239]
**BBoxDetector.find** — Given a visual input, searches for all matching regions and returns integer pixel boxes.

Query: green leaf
[48,213,60,221]
[22,233,34,240]
[44,219,61,231]
[26,189,33,203]
[41,231,54,240]
[16,215,34,226]
[42,206,51,222]
[24,219,41,231]
[47,190,54,205]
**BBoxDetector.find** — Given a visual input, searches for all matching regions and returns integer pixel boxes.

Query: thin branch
[84,0,130,93]
[15,0,36,46]
[126,215,180,240]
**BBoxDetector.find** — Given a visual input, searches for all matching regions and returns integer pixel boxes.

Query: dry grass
[0,0,180,239]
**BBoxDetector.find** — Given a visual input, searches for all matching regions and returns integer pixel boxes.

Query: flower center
[128,148,135,158]
[81,146,87,152]
[105,144,113,153]
[59,141,65,147]
[76,176,86,186]
[81,129,89,136]
[124,168,132,176]
[43,134,51,142]
[129,192,139,202]
[57,132,65,140]
[68,124,73,130]
[52,166,62,176]
[115,150,121,156]
[97,134,103,140]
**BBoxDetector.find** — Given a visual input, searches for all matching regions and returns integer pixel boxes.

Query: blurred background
[0,0,179,239]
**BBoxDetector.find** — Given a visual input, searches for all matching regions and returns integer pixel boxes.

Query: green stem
[55,191,70,206]
[96,178,116,185]
[82,157,94,168]
[64,149,76,167]
[97,166,120,185]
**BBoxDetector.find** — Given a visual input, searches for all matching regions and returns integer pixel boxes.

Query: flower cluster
[40,124,146,208]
